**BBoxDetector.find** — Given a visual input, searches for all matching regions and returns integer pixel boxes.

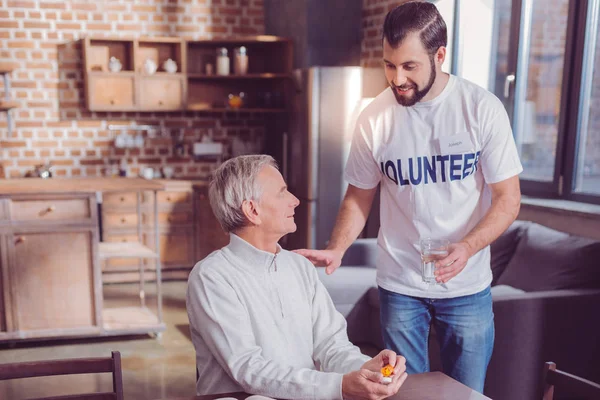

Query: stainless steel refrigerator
[281,66,385,250]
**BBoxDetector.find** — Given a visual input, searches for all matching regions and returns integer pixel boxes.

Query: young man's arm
[434,175,521,283]
[294,184,378,274]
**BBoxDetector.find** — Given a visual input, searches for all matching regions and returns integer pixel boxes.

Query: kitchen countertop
[154,179,208,190]
[0,177,165,195]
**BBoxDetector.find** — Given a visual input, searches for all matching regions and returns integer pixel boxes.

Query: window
[429,0,456,73]
[447,0,600,204]
[572,1,600,195]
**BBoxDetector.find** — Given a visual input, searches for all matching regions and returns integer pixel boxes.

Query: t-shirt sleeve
[479,99,523,184]
[344,117,381,189]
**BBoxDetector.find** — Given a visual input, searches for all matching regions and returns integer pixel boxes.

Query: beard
[390,56,437,107]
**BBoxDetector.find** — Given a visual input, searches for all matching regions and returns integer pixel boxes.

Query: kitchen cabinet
[0,193,102,340]
[8,230,97,332]
[87,73,136,111]
[139,74,185,110]
[0,178,165,343]
[83,37,185,112]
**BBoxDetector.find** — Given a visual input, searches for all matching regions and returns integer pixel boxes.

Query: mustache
[391,81,416,90]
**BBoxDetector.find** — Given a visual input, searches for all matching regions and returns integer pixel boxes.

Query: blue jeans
[378,286,494,393]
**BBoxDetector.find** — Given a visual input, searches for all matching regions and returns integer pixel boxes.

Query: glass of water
[419,238,449,284]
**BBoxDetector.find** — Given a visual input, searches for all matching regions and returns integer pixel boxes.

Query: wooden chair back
[543,361,600,400]
[0,351,124,400]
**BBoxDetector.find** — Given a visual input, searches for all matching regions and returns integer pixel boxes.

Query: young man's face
[383,33,438,107]
[255,165,300,236]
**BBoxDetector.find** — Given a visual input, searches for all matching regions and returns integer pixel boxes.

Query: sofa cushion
[317,266,377,317]
[341,238,378,266]
[496,222,600,291]
[490,284,526,298]
[490,220,530,285]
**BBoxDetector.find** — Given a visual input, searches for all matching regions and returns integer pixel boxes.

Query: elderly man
[187,155,407,400]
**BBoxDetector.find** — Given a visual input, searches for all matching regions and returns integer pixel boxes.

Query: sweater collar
[227,233,282,269]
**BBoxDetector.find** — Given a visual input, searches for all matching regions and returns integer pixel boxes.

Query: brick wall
[361,0,411,67]
[0,0,265,179]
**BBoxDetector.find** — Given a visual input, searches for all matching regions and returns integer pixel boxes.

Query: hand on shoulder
[292,248,343,275]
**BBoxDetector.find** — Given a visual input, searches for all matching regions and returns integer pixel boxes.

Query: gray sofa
[317,221,600,400]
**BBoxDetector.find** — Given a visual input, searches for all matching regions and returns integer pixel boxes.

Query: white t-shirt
[345,74,523,299]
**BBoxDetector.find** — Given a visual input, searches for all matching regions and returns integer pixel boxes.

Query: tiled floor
[0,281,197,400]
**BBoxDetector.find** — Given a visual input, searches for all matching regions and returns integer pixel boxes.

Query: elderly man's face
[255,165,300,236]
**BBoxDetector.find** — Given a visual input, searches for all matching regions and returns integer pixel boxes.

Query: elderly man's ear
[242,199,261,225]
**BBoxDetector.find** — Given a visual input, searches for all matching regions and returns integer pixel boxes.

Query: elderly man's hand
[342,367,407,400]
[361,350,406,377]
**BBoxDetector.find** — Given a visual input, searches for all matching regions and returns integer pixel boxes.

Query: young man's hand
[434,242,473,283]
[293,248,343,275]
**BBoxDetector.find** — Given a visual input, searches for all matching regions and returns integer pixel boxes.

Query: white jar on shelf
[216,47,230,76]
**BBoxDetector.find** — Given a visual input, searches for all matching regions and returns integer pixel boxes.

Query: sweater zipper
[270,254,285,319]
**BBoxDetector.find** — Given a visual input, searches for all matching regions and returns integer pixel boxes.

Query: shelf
[138,36,184,44]
[98,241,158,259]
[140,72,184,78]
[89,37,134,43]
[0,100,19,111]
[0,62,18,74]
[187,73,291,80]
[86,71,136,76]
[186,105,287,113]
[188,35,291,45]
[102,307,165,332]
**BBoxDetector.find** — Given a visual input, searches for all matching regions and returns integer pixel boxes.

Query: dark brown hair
[383,1,447,55]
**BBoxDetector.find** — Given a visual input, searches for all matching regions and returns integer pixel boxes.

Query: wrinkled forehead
[256,165,284,194]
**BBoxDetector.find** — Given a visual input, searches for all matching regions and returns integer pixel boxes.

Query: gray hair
[208,154,278,233]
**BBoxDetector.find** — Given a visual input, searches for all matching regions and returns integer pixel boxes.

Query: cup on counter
[142,167,155,180]
[419,238,449,284]
[162,166,175,179]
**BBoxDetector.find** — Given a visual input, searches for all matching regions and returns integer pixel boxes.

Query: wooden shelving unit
[97,189,165,337]
[0,62,18,136]
[82,35,293,113]
[98,242,158,259]
[186,36,292,112]
[186,106,288,113]
[187,73,291,80]
[102,307,163,334]
[83,37,185,112]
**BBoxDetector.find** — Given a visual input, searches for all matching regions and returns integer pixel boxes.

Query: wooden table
[162,372,491,400]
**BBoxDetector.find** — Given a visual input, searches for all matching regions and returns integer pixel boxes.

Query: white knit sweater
[186,234,370,399]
